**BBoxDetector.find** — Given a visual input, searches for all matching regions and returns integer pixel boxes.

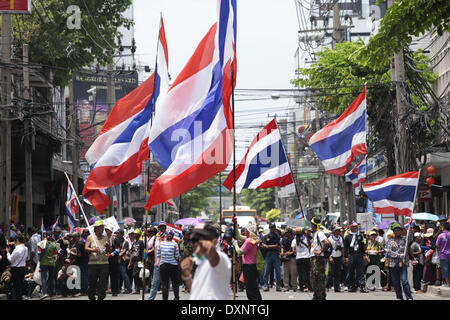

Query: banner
[0,0,31,13]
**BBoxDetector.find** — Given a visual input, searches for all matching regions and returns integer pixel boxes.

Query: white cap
[414,232,422,238]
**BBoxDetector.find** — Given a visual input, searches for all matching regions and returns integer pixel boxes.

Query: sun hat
[311,217,321,226]
[246,223,257,234]
[93,219,105,228]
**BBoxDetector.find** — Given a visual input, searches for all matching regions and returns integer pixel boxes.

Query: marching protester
[117,229,133,294]
[76,229,90,296]
[328,225,344,292]
[6,234,28,300]
[236,222,262,300]
[386,223,413,300]
[107,227,121,296]
[261,223,282,292]
[366,230,385,290]
[410,232,425,292]
[38,231,58,300]
[309,217,330,300]
[148,222,167,300]
[291,227,311,292]
[85,220,111,301]
[436,220,450,288]
[129,229,144,294]
[158,230,180,300]
[280,227,297,292]
[344,222,368,293]
[180,223,231,299]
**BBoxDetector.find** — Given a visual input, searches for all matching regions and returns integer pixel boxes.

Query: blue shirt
[157,240,179,265]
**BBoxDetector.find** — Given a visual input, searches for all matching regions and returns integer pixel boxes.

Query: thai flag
[403,219,415,229]
[51,218,59,232]
[166,223,183,243]
[362,171,420,217]
[223,118,294,193]
[41,218,46,234]
[345,157,367,188]
[82,16,170,212]
[65,184,79,232]
[309,88,367,175]
[144,0,236,209]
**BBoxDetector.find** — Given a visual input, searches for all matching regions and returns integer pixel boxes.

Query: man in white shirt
[291,227,312,292]
[309,217,330,300]
[328,225,344,292]
[6,234,28,300]
[180,223,231,300]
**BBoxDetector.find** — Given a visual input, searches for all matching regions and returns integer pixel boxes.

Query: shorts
[440,259,450,279]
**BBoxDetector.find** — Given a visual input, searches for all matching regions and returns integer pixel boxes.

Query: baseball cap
[191,223,219,240]
[93,219,105,228]
[369,231,377,236]
[391,223,403,231]
[349,221,358,228]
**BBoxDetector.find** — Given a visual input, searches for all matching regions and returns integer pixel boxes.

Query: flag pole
[64,172,98,247]
[142,13,163,300]
[231,68,237,300]
[403,169,421,260]
[273,117,304,217]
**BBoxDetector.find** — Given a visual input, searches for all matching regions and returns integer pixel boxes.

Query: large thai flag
[144,0,236,209]
[65,184,79,232]
[309,88,367,175]
[223,118,294,193]
[345,157,367,188]
[362,171,420,217]
[82,16,170,212]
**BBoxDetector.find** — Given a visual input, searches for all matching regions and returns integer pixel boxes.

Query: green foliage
[291,40,437,161]
[265,209,281,223]
[179,176,218,218]
[11,0,133,86]
[360,0,450,68]
[240,188,275,217]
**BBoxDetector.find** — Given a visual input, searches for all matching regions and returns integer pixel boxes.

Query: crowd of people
[0,213,449,301]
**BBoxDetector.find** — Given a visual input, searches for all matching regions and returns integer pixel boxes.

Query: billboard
[72,71,139,161]
[0,0,32,13]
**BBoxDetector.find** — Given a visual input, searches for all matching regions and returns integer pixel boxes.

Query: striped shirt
[157,240,179,266]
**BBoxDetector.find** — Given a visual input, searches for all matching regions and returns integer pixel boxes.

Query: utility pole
[332,0,341,49]
[69,79,79,225]
[292,111,299,213]
[24,44,34,228]
[1,14,12,225]
[107,62,115,217]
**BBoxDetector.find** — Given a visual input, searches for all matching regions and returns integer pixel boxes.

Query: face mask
[193,252,206,261]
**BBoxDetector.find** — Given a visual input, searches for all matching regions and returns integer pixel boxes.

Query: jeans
[160,263,180,300]
[148,265,161,300]
[40,265,55,296]
[348,255,365,289]
[296,258,312,291]
[242,264,262,300]
[120,264,132,292]
[263,252,281,289]
[390,264,413,300]
[88,264,109,300]
[78,264,89,294]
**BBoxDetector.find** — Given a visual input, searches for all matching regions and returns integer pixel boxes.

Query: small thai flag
[51,219,59,232]
[41,218,46,234]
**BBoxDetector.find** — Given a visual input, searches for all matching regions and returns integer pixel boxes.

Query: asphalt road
[51,287,449,301]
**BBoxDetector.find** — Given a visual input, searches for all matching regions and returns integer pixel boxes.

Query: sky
[132,0,302,161]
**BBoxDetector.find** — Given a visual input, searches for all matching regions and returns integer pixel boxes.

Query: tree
[240,188,275,218]
[10,0,133,86]
[179,174,221,218]
[291,40,440,176]
[265,209,281,223]
[360,0,450,69]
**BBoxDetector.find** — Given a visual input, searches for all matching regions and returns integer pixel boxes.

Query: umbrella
[411,212,440,221]
[88,217,99,225]
[175,217,204,226]
[377,220,394,230]
[123,217,137,225]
